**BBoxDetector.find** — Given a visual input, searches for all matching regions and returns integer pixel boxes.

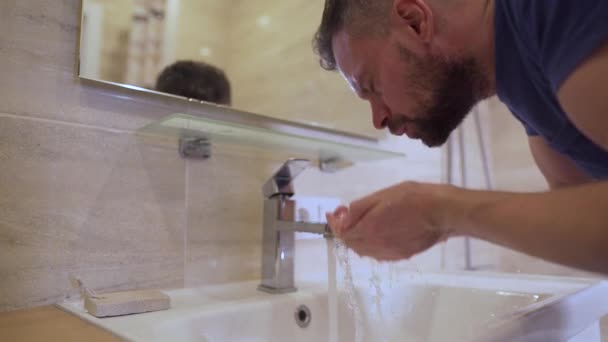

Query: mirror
[79,0,379,137]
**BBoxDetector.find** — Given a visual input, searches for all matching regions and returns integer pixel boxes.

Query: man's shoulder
[499,0,608,45]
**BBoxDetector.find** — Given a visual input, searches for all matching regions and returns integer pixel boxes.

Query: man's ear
[390,0,434,48]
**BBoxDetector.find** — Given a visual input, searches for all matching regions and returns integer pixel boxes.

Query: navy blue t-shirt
[495,0,608,179]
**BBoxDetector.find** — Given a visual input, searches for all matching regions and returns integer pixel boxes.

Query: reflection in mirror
[156,61,232,105]
[79,0,379,136]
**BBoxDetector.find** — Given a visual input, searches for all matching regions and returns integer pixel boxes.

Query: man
[156,60,232,105]
[316,0,608,274]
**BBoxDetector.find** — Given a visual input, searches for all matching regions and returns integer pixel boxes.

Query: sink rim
[56,271,603,342]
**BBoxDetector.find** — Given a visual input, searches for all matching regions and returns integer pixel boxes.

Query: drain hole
[295,305,311,328]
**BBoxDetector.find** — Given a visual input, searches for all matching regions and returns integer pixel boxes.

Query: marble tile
[185,241,260,287]
[0,114,185,311]
[485,97,547,190]
[184,150,285,287]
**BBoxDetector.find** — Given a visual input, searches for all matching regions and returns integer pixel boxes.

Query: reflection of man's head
[156,61,232,106]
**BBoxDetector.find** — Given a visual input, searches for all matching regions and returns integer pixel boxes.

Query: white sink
[58,272,608,341]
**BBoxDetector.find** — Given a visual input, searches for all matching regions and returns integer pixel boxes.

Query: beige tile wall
[0,113,186,311]
[486,97,548,192]
[184,148,277,287]
[0,0,452,312]
[0,0,195,311]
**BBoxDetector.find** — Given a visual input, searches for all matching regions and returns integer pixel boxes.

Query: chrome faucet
[258,158,333,294]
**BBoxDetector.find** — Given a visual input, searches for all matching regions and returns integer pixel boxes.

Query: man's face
[332,30,485,147]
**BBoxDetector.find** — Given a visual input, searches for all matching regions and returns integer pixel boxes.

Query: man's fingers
[326,206,350,236]
[343,194,380,231]
[340,201,386,240]
[326,212,342,236]
[326,192,383,238]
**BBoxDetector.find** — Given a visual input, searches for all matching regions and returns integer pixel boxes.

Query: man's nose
[370,101,391,130]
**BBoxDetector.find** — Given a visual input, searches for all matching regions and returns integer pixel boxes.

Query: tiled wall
[0,0,196,311]
[0,114,185,310]
[486,98,548,193]
[0,0,455,312]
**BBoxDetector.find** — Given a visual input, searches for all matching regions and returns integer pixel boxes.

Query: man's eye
[370,83,381,95]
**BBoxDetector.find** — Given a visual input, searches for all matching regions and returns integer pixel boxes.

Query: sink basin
[58,272,608,341]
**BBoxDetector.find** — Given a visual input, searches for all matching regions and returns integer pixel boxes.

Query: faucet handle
[263,158,311,198]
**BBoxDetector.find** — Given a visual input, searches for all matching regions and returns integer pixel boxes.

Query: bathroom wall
[0,0,452,312]
[486,97,548,192]
[0,0,194,311]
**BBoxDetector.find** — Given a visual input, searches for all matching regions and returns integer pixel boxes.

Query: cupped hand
[326,182,458,261]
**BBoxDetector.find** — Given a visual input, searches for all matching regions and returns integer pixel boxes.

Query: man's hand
[326,182,456,261]
[326,179,608,274]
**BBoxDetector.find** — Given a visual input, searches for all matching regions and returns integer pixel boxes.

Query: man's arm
[453,182,608,274]
[328,180,608,274]
[528,136,593,189]
[455,42,608,273]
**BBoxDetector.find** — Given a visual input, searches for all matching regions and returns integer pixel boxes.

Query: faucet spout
[276,221,333,238]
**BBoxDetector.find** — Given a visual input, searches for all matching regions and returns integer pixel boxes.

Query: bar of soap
[84,289,170,318]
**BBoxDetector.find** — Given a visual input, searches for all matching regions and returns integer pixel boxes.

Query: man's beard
[390,49,490,147]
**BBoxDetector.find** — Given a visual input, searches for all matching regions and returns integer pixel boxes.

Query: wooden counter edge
[0,305,123,341]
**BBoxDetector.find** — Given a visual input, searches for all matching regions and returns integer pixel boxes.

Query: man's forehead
[332,30,365,96]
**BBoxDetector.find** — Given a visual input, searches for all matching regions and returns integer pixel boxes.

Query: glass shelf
[137,113,405,162]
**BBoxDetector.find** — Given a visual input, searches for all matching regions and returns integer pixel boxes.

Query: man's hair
[313,0,391,71]
[156,61,232,105]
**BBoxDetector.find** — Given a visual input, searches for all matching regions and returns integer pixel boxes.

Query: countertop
[0,305,121,341]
